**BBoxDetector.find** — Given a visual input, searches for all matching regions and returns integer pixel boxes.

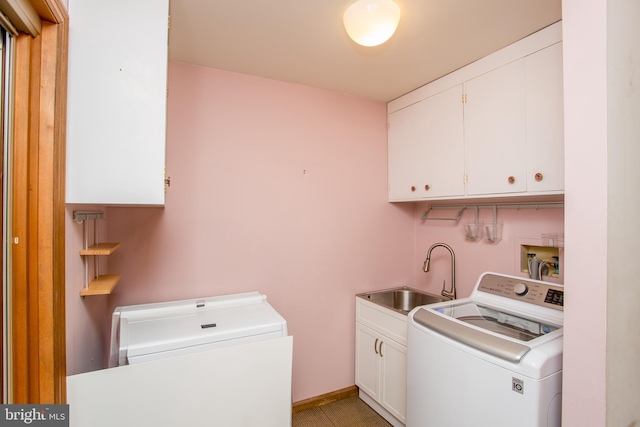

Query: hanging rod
[421,202,564,221]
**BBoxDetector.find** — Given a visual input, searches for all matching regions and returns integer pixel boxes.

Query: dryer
[68,292,293,427]
[407,272,564,427]
[108,291,288,366]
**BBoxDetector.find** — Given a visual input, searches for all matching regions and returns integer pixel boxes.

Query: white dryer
[407,272,564,427]
[108,291,288,366]
[68,292,293,427]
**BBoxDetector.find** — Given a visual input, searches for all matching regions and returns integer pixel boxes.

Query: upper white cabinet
[524,42,565,193]
[467,43,565,196]
[388,84,465,201]
[66,0,169,205]
[387,22,564,202]
[465,58,528,195]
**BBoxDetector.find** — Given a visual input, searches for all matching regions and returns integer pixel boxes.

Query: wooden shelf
[80,274,121,296]
[74,210,122,297]
[80,242,121,256]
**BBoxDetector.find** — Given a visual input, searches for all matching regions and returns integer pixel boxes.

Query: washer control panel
[476,273,564,310]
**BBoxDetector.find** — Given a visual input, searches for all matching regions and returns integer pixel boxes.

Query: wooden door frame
[11,0,67,404]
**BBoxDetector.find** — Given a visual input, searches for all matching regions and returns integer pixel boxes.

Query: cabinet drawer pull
[374,338,379,354]
[424,184,430,191]
[410,186,416,192]
[379,341,384,358]
[535,173,543,182]
[508,176,515,184]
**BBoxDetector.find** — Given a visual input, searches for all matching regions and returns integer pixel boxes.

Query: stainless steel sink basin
[357,287,450,315]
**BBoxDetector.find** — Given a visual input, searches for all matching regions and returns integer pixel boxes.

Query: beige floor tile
[320,396,391,427]
[292,407,334,427]
[293,395,392,427]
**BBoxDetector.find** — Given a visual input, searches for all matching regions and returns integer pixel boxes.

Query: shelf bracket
[73,210,104,223]
[421,206,466,221]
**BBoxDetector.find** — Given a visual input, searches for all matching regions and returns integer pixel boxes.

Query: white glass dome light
[343,0,401,47]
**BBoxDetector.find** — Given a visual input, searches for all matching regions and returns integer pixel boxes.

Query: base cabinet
[378,331,407,420]
[355,323,381,400]
[355,299,407,425]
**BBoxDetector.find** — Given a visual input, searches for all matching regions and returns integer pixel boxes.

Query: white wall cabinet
[524,42,565,193]
[355,298,407,425]
[388,85,465,201]
[66,0,169,205]
[387,22,564,202]
[464,59,527,195]
[466,43,565,196]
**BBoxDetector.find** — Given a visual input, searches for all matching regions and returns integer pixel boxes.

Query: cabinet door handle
[535,172,543,182]
[374,338,379,354]
[379,341,384,358]
[424,184,430,191]
[508,176,515,184]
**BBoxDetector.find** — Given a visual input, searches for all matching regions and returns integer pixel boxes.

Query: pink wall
[103,62,416,401]
[411,203,564,299]
[66,61,565,403]
[561,1,608,426]
[562,0,640,425]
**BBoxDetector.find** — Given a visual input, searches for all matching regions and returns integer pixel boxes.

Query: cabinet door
[465,60,527,195]
[379,337,407,423]
[66,0,169,205]
[355,323,380,401]
[388,85,465,201]
[525,43,564,193]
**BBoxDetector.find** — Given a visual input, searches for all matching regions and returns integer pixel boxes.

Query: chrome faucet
[423,242,456,300]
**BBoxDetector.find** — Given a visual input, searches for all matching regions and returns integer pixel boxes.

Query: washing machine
[407,272,564,427]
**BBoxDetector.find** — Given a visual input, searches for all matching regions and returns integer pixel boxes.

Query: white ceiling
[168,0,562,103]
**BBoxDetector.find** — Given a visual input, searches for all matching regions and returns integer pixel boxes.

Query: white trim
[1,27,14,403]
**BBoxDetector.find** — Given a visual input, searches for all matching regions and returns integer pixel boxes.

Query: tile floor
[292,396,392,427]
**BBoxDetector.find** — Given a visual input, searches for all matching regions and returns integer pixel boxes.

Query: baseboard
[292,385,359,414]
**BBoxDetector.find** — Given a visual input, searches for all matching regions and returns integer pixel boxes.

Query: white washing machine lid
[408,272,564,372]
[411,302,561,364]
[110,292,287,366]
[430,300,560,339]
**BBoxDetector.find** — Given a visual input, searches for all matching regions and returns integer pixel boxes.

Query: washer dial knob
[514,283,529,296]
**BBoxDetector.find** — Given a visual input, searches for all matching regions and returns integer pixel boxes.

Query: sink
[357,287,450,315]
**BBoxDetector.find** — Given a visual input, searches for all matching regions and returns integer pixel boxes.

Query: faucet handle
[441,280,454,299]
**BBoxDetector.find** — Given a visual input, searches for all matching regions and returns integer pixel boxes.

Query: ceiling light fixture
[343,0,401,47]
